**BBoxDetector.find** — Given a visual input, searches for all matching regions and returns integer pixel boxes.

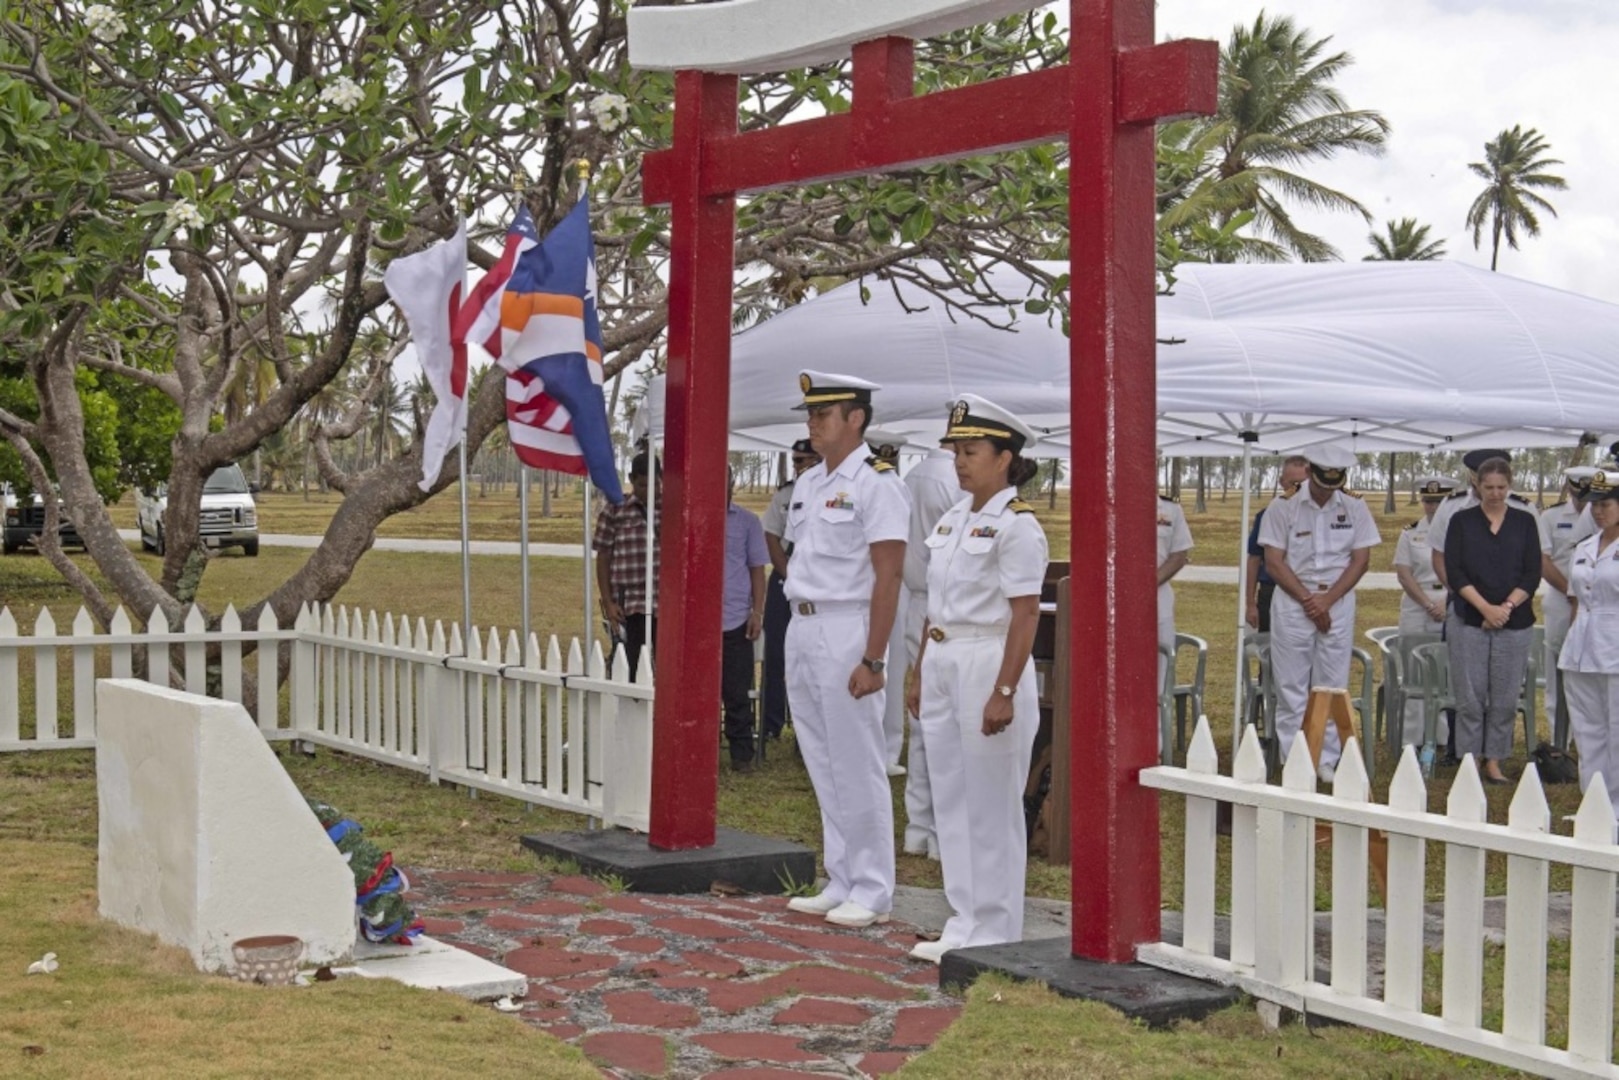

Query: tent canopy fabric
[638,260,1617,457]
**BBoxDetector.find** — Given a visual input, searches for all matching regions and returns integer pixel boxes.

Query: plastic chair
[1518,625,1543,750]
[1363,626,1400,744]
[1169,633,1208,763]
[1408,641,1455,776]
[1381,631,1443,753]
[1239,633,1278,771]
[1348,646,1377,776]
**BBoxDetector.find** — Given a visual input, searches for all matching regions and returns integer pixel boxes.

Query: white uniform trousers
[1269,590,1356,769]
[902,598,935,852]
[1563,671,1619,812]
[881,587,910,768]
[1544,591,1573,732]
[919,636,1038,948]
[1397,597,1445,746]
[786,609,896,913]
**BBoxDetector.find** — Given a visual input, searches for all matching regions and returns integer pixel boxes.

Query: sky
[1154,0,1619,302]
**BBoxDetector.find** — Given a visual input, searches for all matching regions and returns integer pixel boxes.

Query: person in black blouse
[1443,457,1541,783]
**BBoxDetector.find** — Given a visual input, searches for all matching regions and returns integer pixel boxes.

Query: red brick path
[408,869,963,1078]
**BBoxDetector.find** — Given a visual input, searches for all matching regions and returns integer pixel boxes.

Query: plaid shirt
[592,496,660,615]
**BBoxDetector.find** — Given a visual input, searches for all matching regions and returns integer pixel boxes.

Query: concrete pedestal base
[521,826,814,895]
[345,935,527,1001]
[939,937,1240,1029]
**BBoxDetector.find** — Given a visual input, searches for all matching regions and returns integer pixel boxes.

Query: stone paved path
[407,868,963,1079]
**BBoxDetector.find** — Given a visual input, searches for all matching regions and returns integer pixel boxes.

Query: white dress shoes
[908,939,952,964]
[786,892,843,915]
[825,901,890,928]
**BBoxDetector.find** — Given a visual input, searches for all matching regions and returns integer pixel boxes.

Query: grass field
[0,482,1590,1077]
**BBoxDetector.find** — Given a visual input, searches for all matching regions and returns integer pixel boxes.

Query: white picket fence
[1142,718,1619,1079]
[0,603,653,831]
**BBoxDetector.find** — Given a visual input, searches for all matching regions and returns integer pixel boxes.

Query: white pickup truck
[136,463,260,557]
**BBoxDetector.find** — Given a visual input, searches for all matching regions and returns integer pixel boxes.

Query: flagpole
[519,465,532,664]
[575,158,597,665]
[458,437,473,646]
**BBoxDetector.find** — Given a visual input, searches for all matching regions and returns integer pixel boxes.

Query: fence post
[1441,757,1488,1029]
[1502,766,1551,1046]
[292,604,316,740]
[1567,781,1617,1065]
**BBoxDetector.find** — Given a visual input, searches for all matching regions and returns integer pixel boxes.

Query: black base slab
[520,826,815,896]
[939,937,1241,1029]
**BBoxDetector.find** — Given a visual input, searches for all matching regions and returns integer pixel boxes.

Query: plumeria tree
[0,0,1074,634]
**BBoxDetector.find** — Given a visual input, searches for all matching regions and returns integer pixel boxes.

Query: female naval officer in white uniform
[904,395,1047,964]
[1560,468,1619,810]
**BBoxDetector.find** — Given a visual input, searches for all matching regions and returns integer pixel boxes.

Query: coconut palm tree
[1364,218,1446,261]
[1465,125,1567,271]
[1158,13,1390,263]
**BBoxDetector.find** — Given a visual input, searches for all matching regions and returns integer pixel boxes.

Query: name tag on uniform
[1557,523,1573,530]
[1330,522,1353,530]
[791,502,803,510]
[1576,557,1589,566]
[1156,516,1172,527]
[1295,530,1312,538]
[970,526,999,538]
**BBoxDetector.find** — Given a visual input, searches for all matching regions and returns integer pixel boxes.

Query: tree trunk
[1384,453,1397,514]
[1194,458,1207,514]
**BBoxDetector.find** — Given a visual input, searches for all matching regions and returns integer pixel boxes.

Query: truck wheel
[243,539,259,557]
[154,525,166,556]
[2,538,16,556]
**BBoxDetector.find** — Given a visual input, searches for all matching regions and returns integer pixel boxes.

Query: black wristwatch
[861,656,886,674]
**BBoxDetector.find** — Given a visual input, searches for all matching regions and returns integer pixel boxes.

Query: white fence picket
[0,608,17,744]
[1182,717,1218,958]
[71,608,96,739]
[145,605,169,690]
[109,607,133,680]
[1441,759,1488,1030]
[1383,748,1428,1012]
[1502,768,1551,1046]
[183,606,206,695]
[1228,725,1265,971]
[566,637,586,800]
[220,606,243,705]
[504,629,523,786]
[1277,737,1316,988]
[33,608,57,741]
[256,606,279,731]
[545,635,564,790]
[1329,739,1369,999]
[365,610,382,748]
[381,614,398,753]
[1566,781,1617,1067]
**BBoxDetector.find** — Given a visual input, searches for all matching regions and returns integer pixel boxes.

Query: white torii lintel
[627,0,1049,74]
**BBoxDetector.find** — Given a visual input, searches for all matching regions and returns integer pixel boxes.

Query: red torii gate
[636,0,1215,964]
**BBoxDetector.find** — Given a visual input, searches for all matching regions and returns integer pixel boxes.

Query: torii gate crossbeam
[634,0,1216,965]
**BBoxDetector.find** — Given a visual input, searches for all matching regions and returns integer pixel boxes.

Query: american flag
[456,203,624,504]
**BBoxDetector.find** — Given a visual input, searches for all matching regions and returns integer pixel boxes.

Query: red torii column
[641,0,1215,964]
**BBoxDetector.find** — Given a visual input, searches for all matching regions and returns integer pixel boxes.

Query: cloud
[1159,1,1618,301]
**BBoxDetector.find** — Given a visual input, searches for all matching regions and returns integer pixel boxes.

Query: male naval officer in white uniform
[1259,442,1381,781]
[865,428,914,779]
[782,371,910,929]
[1391,475,1457,745]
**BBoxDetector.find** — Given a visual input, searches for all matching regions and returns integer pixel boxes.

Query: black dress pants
[722,622,756,763]
[760,572,791,738]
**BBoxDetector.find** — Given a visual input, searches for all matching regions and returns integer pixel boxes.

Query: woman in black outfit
[1443,457,1541,783]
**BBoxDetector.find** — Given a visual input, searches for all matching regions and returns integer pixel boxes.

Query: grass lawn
[0,485,1591,1076]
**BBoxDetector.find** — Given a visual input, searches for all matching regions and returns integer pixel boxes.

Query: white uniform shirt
[923,487,1048,627]
[783,453,910,604]
[1156,497,1193,585]
[1539,500,1596,578]
[762,481,793,540]
[1257,488,1381,585]
[903,450,962,595]
[1430,489,1547,555]
[1560,533,1619,673]
[1393,515,1441,589]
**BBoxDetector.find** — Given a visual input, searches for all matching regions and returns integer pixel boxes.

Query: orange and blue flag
[460,202,623,504]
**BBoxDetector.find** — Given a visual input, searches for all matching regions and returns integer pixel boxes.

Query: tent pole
[1233,435,1254,758]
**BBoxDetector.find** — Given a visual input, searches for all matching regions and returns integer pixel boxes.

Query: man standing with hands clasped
[1260,442,1381,782]
[782,371,910,929]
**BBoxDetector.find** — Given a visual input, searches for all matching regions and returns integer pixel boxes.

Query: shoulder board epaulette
[1446,489,1468,500]
[1405,519,1420,530]
[1509,493,1531,504]
[864,455,896,473]
[1009,500,1035,515]
[1550,498,1568,509]
[1159,494,1178,504]
[1344,488,1364,499]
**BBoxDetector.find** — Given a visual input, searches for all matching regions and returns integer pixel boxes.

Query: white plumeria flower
[586,92,629,134]
[491,996,522,1013]
[164,199,204,232]
[26,952,59,975]
[319,76,365,114]
[84,4,127,42]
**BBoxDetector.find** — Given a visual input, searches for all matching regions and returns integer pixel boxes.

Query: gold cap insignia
[950,400,968,425]
[799,373,812,395]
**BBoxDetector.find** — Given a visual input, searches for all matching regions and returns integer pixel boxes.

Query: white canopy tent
[633,260,1619,731]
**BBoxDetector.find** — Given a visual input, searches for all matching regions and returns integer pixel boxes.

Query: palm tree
[1465,125,1567,271]
[1364,218,1446,261]
[1158,13,1390,262]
